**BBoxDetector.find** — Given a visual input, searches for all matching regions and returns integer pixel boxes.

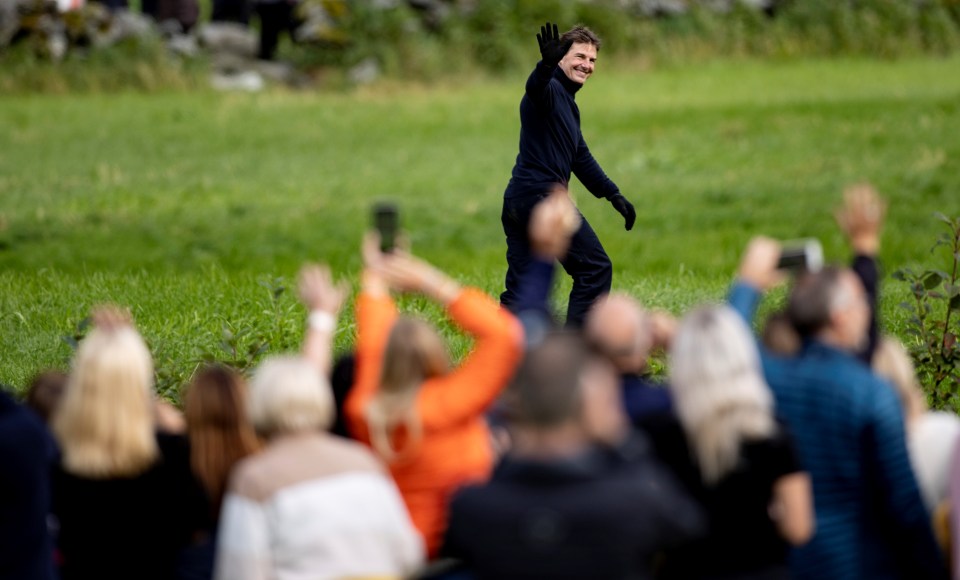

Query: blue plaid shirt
[728,282,945,579]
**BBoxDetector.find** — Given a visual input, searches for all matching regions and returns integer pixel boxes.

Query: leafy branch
[893,213,960,410]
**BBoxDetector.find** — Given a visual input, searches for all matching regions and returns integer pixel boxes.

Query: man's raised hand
[537,22,571,68]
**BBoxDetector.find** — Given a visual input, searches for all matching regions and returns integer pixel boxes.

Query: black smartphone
[373,202,399,253]
[777,239,823,272]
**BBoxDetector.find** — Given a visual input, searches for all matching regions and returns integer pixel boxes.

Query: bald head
[585,293,651,374]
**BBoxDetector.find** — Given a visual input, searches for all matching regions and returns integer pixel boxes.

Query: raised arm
[298,264,347,377]
[344,236,398,438]
[525,22,571,102]
[417,289,524,430]
[514,187,581,346]
[728,237,784,327]
[835,183,886,364]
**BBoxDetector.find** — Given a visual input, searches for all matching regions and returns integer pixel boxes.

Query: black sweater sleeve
[573,134,620,199]
[525,61,559,104]
[852,254,879,364]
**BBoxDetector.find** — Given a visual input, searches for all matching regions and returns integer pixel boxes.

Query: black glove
[609,194,636,231]
[537,22,571,68]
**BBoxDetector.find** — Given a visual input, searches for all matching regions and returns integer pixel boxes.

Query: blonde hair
[54,326,159,479]
[367,316,449,463]
[249,356,334,437]
[872,336,927,421]
[669,306,775,484]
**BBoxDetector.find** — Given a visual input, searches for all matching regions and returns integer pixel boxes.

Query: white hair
[669,305,775,484]
[249,356,334,437]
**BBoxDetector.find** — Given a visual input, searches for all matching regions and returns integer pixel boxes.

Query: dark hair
[25,370,68,424]
[511,331,589,428]
[786,266,845,338]
[762,310,801,356]
[561,25,601,51]
[184,364,260,518]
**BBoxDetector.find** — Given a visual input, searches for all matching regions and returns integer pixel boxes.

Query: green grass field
[2,56,960,397]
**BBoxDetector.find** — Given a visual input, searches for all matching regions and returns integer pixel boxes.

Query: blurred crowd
[2,183,959,580]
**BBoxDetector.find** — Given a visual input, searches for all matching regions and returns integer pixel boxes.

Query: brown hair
[511,331,587,428]
[367,316,450,463]
[184,365,261,517]
[762,310,801,356]
[26,370,68,424]
[560,25,601,51]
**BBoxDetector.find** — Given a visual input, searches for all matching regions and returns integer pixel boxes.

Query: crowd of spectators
[1,183,957,580]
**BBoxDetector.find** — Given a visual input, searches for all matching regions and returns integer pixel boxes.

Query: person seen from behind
[51,306,207,580]
[215,264,424,580]
[443,331,704,579]
[179,364,262,579]
[345,235,525,557]
[873,337,960,513]
[652,305,813,579]
[729,238,946,579]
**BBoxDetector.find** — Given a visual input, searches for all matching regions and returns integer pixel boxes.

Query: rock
[254,58,296,83]
[102,9,157,44]
[348,56,380,85]
[0,0,23,47]
[166,30,197,56]
[197,21,256,57]
[210,69,264,91]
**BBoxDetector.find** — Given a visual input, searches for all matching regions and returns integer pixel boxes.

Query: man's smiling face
[559,42,597,85]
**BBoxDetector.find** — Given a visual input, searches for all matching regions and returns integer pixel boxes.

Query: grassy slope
[2,56,959,394]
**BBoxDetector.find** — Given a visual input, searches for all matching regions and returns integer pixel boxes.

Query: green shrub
[893,214,960,412]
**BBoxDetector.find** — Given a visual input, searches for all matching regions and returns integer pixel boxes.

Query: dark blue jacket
[0,391,57,580]
[729,282,945,580]
[504,63,620,200]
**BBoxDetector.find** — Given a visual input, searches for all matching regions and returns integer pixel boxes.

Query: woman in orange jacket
[345,235,524,558]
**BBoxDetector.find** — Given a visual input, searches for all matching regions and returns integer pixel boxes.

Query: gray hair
[249,356,334,437]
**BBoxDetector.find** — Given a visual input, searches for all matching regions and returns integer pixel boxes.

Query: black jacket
[504,63,620,200]
[443,436,705,580]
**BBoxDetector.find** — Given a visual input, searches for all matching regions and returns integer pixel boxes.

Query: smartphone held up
[373,202,399,253]
[777,239,823,273]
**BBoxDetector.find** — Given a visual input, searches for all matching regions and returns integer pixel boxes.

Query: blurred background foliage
[3,0,960,92]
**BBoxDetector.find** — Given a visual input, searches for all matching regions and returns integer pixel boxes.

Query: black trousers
[255,2,293,60]
[500,193,612,327]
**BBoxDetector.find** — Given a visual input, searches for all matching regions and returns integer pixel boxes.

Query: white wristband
[307,311,336,333]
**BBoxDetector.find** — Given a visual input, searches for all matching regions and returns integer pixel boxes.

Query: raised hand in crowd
[298,263,348,375]
[835,182,887,257]
[529,187,581,260]
[836,182,887,361]
[737,236,785,291]
[369,238,462,305]
[90,304,133,331]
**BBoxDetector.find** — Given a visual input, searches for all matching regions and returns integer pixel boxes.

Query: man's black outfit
[443,437,704,579]
[256,0,296,60]
[501,44,633,326]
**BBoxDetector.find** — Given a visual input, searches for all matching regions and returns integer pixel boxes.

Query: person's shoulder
[313,433,385,473]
